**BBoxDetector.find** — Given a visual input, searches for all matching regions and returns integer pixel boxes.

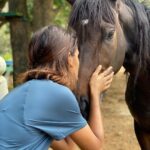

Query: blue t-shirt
[0,80,87,150]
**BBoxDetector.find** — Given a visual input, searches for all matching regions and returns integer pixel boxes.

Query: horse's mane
[69,0,115,28]
[146,9,150,19]
[124,0,150,72]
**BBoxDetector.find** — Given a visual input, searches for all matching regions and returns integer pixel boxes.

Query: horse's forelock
[68,0,116,29]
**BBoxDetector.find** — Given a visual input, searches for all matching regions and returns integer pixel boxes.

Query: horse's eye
[105,30,115,40]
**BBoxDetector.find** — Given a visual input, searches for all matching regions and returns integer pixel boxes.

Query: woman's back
[0,80,86,150]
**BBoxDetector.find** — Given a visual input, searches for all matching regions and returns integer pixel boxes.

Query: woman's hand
[89,65,114,96]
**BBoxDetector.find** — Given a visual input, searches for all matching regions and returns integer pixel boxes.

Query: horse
[68,0,127,118]
[68,0,150,149]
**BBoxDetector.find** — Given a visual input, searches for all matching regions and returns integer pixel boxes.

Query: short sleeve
[25,82,87,140]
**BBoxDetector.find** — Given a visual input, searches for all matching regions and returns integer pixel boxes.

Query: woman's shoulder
[35,80,78,106]
[27,79,75,101]
[24,80,79,117]
[28,79,71,92]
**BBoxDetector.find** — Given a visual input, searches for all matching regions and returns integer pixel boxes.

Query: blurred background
[0,0,72,89]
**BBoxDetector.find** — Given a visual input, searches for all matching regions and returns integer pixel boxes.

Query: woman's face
[69,48,80,80]
[67,48,80,91]
[72,48,79,80]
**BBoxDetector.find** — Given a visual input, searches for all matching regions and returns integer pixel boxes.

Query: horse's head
[69,0,127,118]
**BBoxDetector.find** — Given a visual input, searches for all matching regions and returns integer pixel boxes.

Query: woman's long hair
[18,25,77,90]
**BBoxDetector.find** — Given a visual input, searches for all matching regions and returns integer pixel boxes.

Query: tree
[9,0,58,86]
[1,0,71,86]
[9,0,30,86]
[32,0,54,31]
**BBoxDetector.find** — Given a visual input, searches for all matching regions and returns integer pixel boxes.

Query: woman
[0,26,114,150]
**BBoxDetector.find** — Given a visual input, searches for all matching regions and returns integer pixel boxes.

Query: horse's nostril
[80,96,88,102]
[79,96,90,120]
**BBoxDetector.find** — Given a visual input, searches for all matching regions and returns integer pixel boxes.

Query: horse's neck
[122,1,150,75]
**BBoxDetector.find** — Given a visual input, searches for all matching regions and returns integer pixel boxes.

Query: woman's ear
[68,53,74,68]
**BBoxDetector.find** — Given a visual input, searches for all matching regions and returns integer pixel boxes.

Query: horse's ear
[110,0,117,3]
[110,0,120,11]
[110,0,117,6]
[66,0,76,5]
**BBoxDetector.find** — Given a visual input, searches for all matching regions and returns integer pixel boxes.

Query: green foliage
[142,0,150,7]
[3,52,12,61]
[0,23,11,59]
[0,0,71,59]
[26,0,71,27]
[27,0,33,22]
[53,1,71,27]
[137,0,150,6]
[54,0,64,7]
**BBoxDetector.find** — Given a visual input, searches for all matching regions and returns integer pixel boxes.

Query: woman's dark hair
[19,25,77,87]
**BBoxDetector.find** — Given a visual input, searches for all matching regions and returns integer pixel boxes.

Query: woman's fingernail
[98,65,102,69]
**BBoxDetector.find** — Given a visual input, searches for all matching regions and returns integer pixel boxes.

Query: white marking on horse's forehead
[81,19,89,25]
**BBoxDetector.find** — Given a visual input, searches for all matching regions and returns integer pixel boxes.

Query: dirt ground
[102,67,140,150]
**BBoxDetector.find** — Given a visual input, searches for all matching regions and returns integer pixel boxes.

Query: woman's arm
[51,137,79,150]
[51,65,114,150]
[88,65,114,144]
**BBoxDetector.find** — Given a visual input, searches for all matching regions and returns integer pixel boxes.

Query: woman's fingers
[101,68,114,91]
[102,66,113,76]
[104,84,111,90]
[90,65,114,94]
[93,65,102,75]
[105,78,113,86]
[104,76,113,89]
[104,72,114,81]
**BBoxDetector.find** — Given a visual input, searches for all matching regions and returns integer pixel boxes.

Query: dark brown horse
[68,0,150,149]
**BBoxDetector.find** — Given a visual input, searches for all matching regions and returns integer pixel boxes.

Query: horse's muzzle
[78,96,90,120]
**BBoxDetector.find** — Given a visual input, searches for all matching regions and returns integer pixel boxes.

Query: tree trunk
[9,0,57,86]
[9,0,30,86]
[32,0,54,31]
